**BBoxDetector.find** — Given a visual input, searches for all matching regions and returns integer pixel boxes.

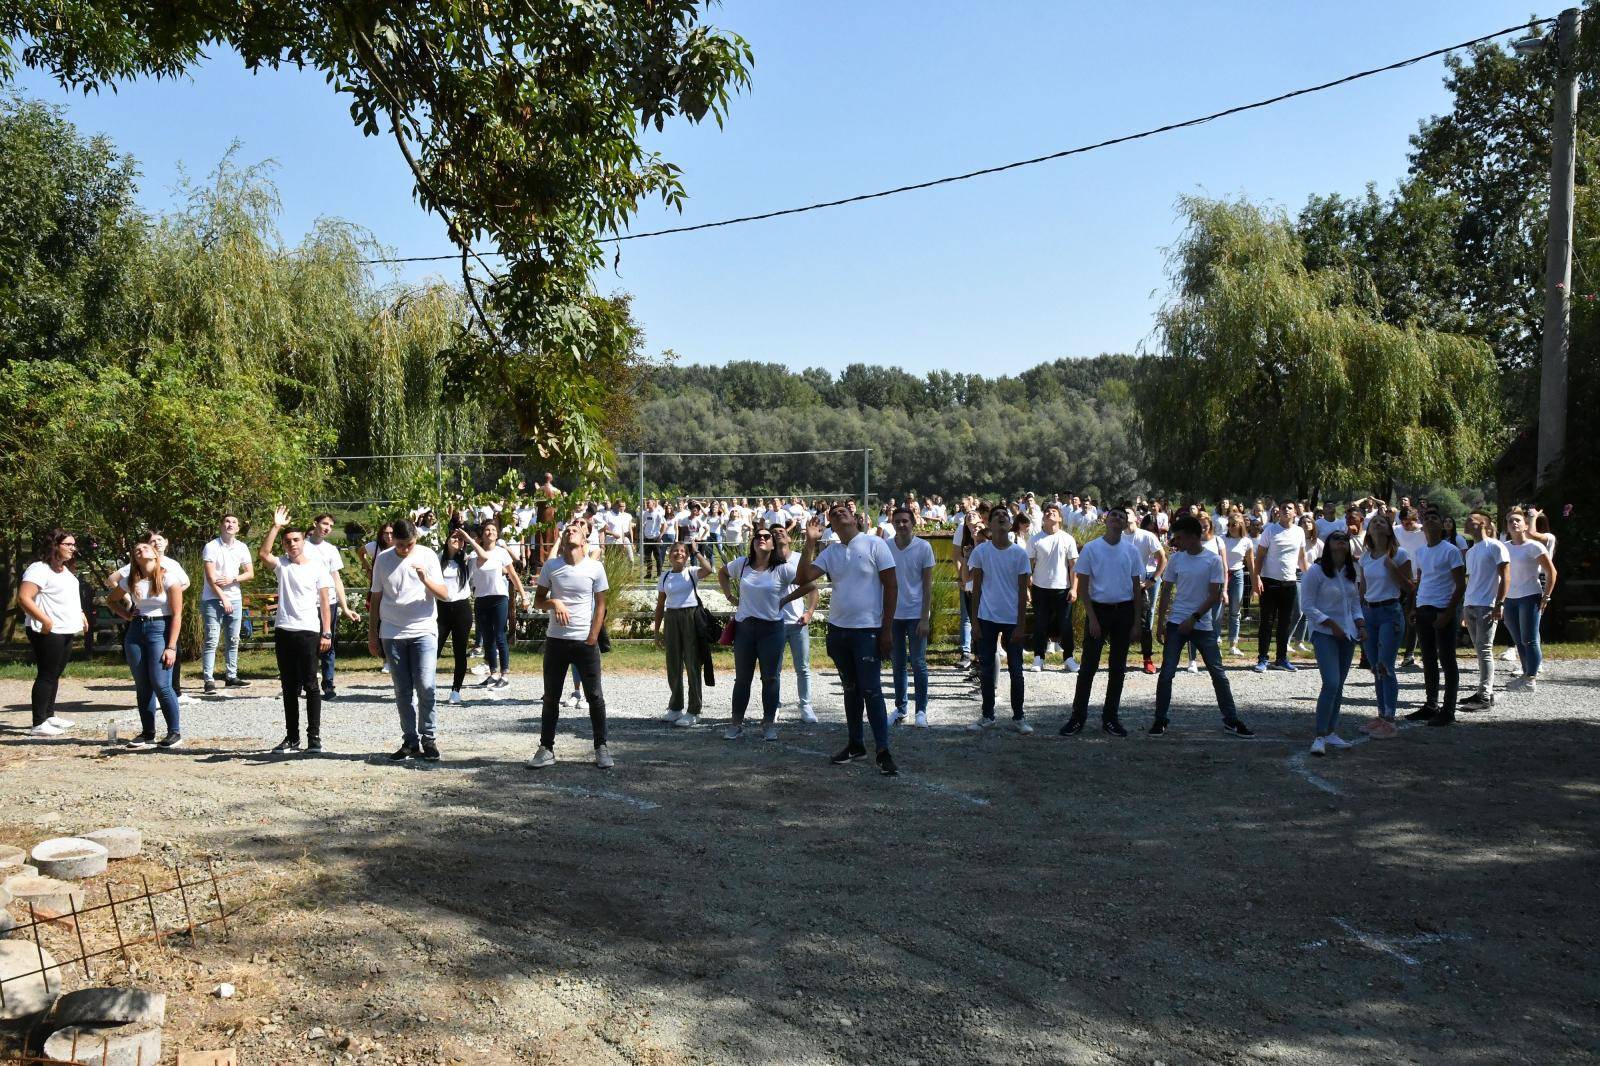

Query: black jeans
[1073,600,1136,722]
[27,629,74,726]
[541,637,607,749]
[1030,587,1074,659]
[437,599,473,692]
[1256,577,1296,663]
[1416,604,1460,714]
[275,628,323,742]
[977,619,1025,719]
[643,541,666,577]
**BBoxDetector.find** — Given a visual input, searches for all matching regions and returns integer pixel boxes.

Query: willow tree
[1138,196,1501,500]
[1,1,752,482]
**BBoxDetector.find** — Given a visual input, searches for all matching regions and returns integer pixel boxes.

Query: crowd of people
[13,485,1559,770]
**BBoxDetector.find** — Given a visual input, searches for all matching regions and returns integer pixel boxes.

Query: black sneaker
[419,739,441,761]
[389,742,420,761]
[1221,719,1255,738]
[305,737,323,753]
[1148,720,1168,736]
[1426,713,1455,727]
[472,675,493,689]
[1404,704,1438,722]
[830,744,868,764]
[125,733,157,749]
[1058,717,1086,736]
[157,732,183,748]
[224,676,251,689]
[271,736,301,754]
[1459,693,1493,712]
[876,749,899,777]
[203,678,217,695]
[1102,719,1128,738]
[322,687,337,701]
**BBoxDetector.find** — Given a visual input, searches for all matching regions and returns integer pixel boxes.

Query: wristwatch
[320,631,333,639]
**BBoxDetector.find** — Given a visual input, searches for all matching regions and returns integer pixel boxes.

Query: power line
[362,17,1552,266]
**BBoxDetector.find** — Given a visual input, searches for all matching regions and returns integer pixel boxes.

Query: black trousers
[1256,577,1296,663]
[1030,587,1075,658]
[1416,605,1460,714]
[541,637,607,750]
[27,629,74,726]
[1072,600,1136,721]
[643,541,666,577]
[274,628,323,742]
[437,599,473,691]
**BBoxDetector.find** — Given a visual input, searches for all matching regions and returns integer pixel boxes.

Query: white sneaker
[527,746,556,769]
[1031,656,1045,673]
[448,690,462,705]
[892,708,907,725]
[1524,678,1538,693]
[800,707,818,724]
[45,715,74,730]
[1014,719,1034,734]
[177,692,195,705]
[674,713,699,728]
[1309,736,1327,757]
[1501,647,1518,662]
[914,711,929,727]
[966,717,998,732]
[574,695,588,710]
[29,722,64,737]
[1323,734,1352,750]
[663,708,685,723]
[724,724,743,740]
[471,663,490,676]
[563,691,579,707]
[594,745,614,769]
[1063,656,1080,673]
[1186,661,1201,673]
[380,661,391,675]
[763,724,778,742]
[1228,646,1243,658]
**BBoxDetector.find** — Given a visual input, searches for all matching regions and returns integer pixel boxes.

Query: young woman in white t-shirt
[1502,510,1558,690]
[1220,513,1253,657]
[1357,513,1413,738]
[718,527,801,740]
[109,541,187,747]
[459,521,526,691]
[437,529,477,703]
[654,542,715,727]
[1289,513,1323,653]
[17,528,86,736]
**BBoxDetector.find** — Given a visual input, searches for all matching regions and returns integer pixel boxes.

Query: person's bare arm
[162,584,183,667]
[17,581,50,632]
[258,506,289,569]
[587,590,607,646]
[1012,571,1029,645]
[918,564,934,636]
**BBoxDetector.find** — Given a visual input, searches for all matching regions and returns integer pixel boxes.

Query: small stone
[213,983,235,998]
[308,1027,326,1040]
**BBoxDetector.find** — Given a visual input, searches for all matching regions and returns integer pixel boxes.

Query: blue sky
[10,1,1540,374]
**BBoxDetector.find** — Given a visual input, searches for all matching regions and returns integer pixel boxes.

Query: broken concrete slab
[52,988,166,1029]
[81,828,141,861]
[0,846,24,872]
[30,838,109,880]
[0,940,62,1019]
[2,875,85,916]
[43,1023,161,1066]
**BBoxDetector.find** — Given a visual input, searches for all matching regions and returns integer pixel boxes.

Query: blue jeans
[1361,601,1403,718]
[958,589,972,655]
[1311,631,1356,734]
[1153,623,1238,724]
[975,618,1024,719]
[731,617,785,723]
[825,625,890,751]
[475,594,511,674]
[1503,594,1544,678]
[389,634,438,743]
[201,596,243,680]
[124,616,180,736]
[780,621,814,715]
[1225,569,1245,647]
[890,617,929,714]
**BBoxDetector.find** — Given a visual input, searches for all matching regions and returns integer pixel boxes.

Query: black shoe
[1426,713,1455,727]
[1404,704,1438,722]
[1148,720,1168,736]
[1058,717,1086,736]
[203,678,217,695]
[420,740,441,761]
[322,687,337,701]
[125,732,157,749]
[1102,719,1128,738]
[876,749,899,776]
[472,675,493,689]
[224,676,250,689]
[157,732,183,748]
[389,742,420,760]
[1221,719,1255,738]
[271,736,301,754]
[305,737,323,753]
[830,744,868,764]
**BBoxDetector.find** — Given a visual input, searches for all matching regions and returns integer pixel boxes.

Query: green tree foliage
[1140,196,1501,500]
[0,0,753,481]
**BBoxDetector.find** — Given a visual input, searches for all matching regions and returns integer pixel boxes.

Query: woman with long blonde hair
[111,540,190,748]
[1357,513,1412,738]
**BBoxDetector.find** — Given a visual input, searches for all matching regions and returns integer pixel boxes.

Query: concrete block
[0,846,25,872]
[31,838,109,880]
[2,875,85,915]
[0,940,61,1019]
[81,828,141,861]
[44,1024,161,1066]
[53,988,166,1028]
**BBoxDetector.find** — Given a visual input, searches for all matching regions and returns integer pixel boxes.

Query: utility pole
[1537,7,1582,490]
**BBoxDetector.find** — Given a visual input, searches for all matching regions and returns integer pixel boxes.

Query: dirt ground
[2,662,1598,1065]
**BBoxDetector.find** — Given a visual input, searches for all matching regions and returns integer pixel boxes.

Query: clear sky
[10,1,1541,374]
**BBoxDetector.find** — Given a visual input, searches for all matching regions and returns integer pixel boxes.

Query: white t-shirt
[641,507,665,539]
[1221,535,1251,572]
[1256,523,1306,582]
[1299,562,1361,638]
[887,536,937,620]
[1075,536,1144,604]
[606,512,634,541]
[116,558,191,618]
[469,546,516,598]
[726,557,801,622]
[305,538,344,576]
[1314,517,1344,541]
[1161,549,1225,631]
[762,508,786,529]
[275,556,332,632]
[372,546,443,640]
[813,534,896,629]
[22,562,84,634]
[1463,538,1511,608]
[722,513,749,545]
[440,556,474,602]
[200,538,252,603]
[1505,539,1552,600]
[1129,528,1164,576]
[537,556,609,641]
[1394,525,1427,560]
[1028,530,1079,590]
[970,541,1031,625]
[658,569,700,611]
[1414,541,1465,610]
[1359,548,1411,602]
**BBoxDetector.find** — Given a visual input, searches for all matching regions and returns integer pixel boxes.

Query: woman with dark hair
[18,529,86,737]
[718,525,799,741]
[1502,510,1557,693]
[1220,513,1252,657]
[363,523,396,577]
[459,520,525,691]
[1301,531,1363,756]
[1289,512,1323,654]
[1358,514,1412,738]
[437,528,476,704]
[655,541,715,728]
[110,540,189,748]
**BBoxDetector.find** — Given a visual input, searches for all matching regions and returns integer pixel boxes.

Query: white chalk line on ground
[524,781,661,811]
[1300,917,1473,967]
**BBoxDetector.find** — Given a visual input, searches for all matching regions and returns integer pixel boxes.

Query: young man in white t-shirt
[791,502,900,775]
[1028,504,1080,673]
[529,516,613,769]
[886,507,936,727]
[200,512,256,695]
[1405,508,1466,725]
[307,512,360,700]
[1065,506,1146,737]
[1151,515,1252,737]
[1459,510,1510,710]
[1252,502,1309,672]
[369,520,451,761]
[641,498,667,579]
[258,507,334,753]
[968,506,1034,732]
